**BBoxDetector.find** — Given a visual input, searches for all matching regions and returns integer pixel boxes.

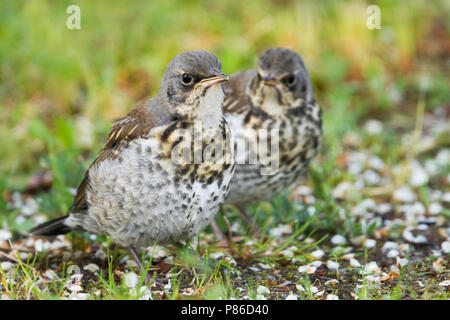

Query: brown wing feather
[223,70,257,115]
[69,100,162,214]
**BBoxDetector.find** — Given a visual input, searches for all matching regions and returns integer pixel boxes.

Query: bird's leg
[210,219,231,248]
[129,246,144,270]
[236,206,262,237]
[128,247,166,288]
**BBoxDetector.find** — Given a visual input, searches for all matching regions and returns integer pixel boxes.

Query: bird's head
[158,51,228,124]
[252,47,313,108]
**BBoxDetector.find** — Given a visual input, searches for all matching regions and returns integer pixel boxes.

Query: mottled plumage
[30,51,235,249]
[223,47,322,207]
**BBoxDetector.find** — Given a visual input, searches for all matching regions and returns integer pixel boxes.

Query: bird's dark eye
[282,75,296,87]
[181,73,193,85]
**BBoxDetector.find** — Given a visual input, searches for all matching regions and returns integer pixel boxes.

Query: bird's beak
[261,75,278,86]
[195,74,229,88]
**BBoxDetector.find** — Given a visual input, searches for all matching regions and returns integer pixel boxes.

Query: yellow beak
[195,75,229,88]
[262,80,279,86]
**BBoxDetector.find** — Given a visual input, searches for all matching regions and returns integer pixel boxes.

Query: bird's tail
[29,215,71,236]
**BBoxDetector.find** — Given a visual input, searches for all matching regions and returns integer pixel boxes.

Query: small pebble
[409,161,428,186]
[364,170,381,185]
[327,260,339,270]
[331,235,346,245]
[295,186,312,195]
[325,279,339,286]
[364,239,376,248]
[350,236,365,246]
[83,263,99,273]
[376,203,392,215]
[0,230,12,241]
[341,253,355,260]
[296,284,306,292]
[71,292,89,300]
[438,280,450,287]
[387,249,400,258]
[441,241,450,254]
[68,285,83,293]
[350,259,361,268]
[396,257,408,268]
[124,272,139,288]
[44,270,57,280]
[1,262,14,272]
[363,262,380,274]
[332,182,352,199]
[311,249,325,259]
[368,156,385,171]
[269,224,292,237]
[210,252,224,259]
[132,286,152,300]
[398,243,410,253]
[393,187,416,203]
[95,248,107,260]
[429,202,443,215]
[258,263,272,270]
[402,228,427,244]
[256,285,270,296]
[298,265,316,274]
[442,192,450,203]
[382,241,398,251]
[34,239,50,252]
[364,119,383,135]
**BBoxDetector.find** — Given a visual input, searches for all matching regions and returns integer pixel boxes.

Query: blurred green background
[0,0,448,221]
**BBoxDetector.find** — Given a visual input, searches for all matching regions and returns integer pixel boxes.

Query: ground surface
[1,108,449,300]
[0,1,449,299]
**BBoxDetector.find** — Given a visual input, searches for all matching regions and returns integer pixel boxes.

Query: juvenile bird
[211,47,322,242]
[30,51,235,268]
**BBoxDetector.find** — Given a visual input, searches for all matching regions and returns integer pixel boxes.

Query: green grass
[0,0,449,300]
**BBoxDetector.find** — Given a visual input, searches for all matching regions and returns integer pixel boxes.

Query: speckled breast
[77,118,235,248]
[225,101,322,206]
